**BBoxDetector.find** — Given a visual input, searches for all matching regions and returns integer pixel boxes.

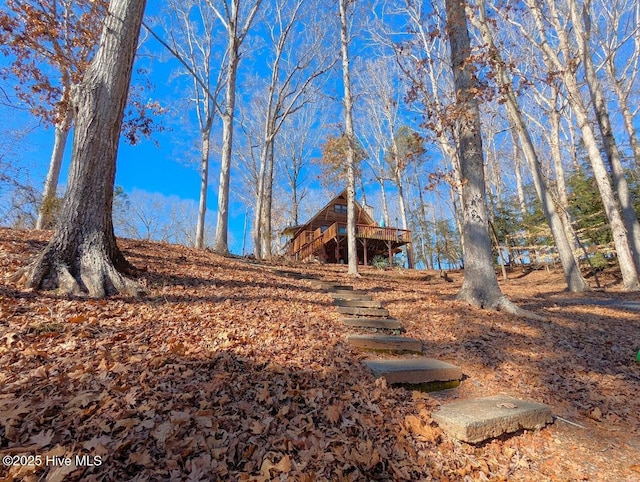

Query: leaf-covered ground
[1,227,639,481]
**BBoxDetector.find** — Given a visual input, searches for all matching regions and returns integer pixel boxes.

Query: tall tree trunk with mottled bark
[210,0,262,255]
[446,0,538,317]
[339,0,358,276]
[212,38,238,255]
[13,0,147,297]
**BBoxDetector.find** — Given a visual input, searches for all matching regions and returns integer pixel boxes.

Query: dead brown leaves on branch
[1,228,639,481]
[0,1,166,143]
[0,0,107,124]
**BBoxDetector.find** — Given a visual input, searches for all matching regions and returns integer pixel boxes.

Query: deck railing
[356,224,411,242]
[293,222,411,259]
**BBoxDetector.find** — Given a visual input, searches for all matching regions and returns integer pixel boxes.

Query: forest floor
[1,227,639,481]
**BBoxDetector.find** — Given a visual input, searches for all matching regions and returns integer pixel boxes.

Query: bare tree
[355,55,417,267]
[207,0,262,255]
[356,58,395,227]
[594,0,640,170]
[276,102,325,226]
[380,0,467,260]
[157,0,226,249]
[470,0,590,292]
[252,0,336,259]
[12,0,148,297]
[339,0,359,276]
[508,0,640,290]
[572,0,640,273]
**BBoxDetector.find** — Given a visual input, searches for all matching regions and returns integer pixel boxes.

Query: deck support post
[363,238,368,266]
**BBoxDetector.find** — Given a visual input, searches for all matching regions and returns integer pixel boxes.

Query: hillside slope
[1,228,639,481]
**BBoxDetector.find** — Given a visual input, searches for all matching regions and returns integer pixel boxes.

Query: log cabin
[282,190,411,265]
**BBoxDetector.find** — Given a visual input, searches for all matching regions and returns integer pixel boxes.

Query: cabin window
[334,204,348,214]
[338,226,347,235]
[321,225,328,233]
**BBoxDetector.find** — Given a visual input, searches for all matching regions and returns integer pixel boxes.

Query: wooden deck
[291,222,411,261]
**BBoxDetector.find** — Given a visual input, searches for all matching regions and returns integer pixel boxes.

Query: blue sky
[0,0,453,259]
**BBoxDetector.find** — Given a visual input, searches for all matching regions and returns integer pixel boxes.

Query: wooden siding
[291,221,411,260]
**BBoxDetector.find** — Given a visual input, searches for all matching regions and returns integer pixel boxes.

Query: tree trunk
[253,103,277,261]
[339,0,358,276]
[513,145,528,219]
[36,108,74,230]
[473,0,589,292]
[549,92,569,213]
[13,0,147,297]
[292,182,299,225]
[212,38,239,255]
[567,71,640,290]
[549,91,578,252]
[253,140,268,260]
[378,177,390,226]
[260,142,275,259]
[607,61,640,171]
[195,130,211,249]
[446,0,539,317]
[414,165,431,269]
[575,0,640,274]
[394,169,413,268]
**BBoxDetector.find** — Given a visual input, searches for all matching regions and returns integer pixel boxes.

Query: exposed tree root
[12,242,147,298]
[457,291,548,322]
[495,296,548,321]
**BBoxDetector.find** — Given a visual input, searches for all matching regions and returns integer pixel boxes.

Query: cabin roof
[283,190,374,238]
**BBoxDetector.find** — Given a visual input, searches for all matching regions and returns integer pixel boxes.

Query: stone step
[336,306,390,317]
[363,358,462,385]
[307,282,331,287]
[432,395,553,444]
[333,299,382,308]
[333,288,363,295]
[312,284,355,292]
[274,270,308,279]
[330,292,372,301]
[341,318,404,330]
[346,334,422,353]
[308,279,338,286]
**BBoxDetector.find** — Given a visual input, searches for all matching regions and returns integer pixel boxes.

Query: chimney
[363,204,374,220]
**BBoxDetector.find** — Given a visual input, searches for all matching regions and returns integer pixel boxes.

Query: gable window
[334,204,348,214]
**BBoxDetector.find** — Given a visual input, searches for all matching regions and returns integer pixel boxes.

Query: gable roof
[283,190,375,237]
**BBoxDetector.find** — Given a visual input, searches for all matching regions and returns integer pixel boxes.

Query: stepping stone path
[272,269,553,444]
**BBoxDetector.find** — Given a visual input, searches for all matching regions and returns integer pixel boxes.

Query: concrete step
[432,395,553,444]
[336,306,390,317]
[341,317,404,330]
[330,292,372,301]
[333,299,382,308]
[363,358,462,385]
[346,334,422,353]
